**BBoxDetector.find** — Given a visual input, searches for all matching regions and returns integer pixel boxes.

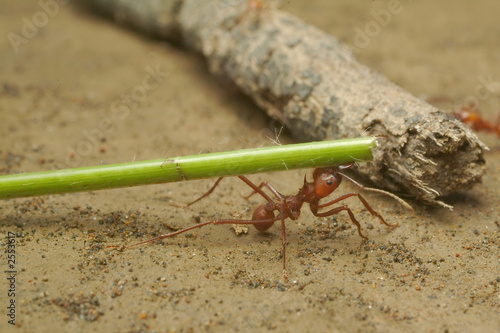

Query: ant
[247,0,269,11]
[453,104,500,137]
[109,163,412,280]
[239,0,273,26]
[428,96,500,138]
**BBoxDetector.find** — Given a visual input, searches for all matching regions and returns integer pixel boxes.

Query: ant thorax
[300,181,317,204]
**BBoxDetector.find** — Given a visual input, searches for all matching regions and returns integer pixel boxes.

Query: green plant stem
[0,138,377,199]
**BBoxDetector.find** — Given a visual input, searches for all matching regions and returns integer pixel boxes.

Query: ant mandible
[110,163,412,279]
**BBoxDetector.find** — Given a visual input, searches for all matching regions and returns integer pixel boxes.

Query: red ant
[247,0,268,11]
[109,163,412,279]
[240,0,272,26]
[454,105,500,137]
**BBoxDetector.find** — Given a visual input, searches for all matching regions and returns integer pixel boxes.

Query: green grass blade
[0,137,377,199]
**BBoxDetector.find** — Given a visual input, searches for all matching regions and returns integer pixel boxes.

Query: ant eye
[326,180,333,185]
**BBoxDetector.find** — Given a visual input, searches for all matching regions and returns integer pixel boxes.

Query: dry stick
[88,0,488,208]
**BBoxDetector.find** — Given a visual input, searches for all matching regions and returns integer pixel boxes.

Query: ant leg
[240,181,268,200]
[108,216,279,250]
[280,217,288,281]
[337,172,413,211]
[188,175,293,217]
[313,205,368,240]
[356,194,398,228]
[188,175,280,208]
[239,176,296,222]
[187,177,224,207]
[495,110,500,137]
[317,192,397,228]
[240,179,284,202]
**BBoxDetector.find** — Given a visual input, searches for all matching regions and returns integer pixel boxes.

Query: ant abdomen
[252,204,275,231]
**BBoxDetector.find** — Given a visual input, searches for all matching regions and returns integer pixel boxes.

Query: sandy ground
[1,1,499,332]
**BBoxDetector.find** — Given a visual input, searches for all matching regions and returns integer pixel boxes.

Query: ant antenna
[338,171,414,211]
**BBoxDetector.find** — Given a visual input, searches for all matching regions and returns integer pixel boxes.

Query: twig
[0,138,376,199]
[87,0,487,208]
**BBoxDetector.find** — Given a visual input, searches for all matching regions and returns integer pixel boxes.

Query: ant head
[312,168,342,199]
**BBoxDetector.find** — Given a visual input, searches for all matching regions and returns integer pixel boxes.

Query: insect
[247,0,268,11]
[109,163,412,280]
[240,0,272,26]
[454,105,500,137]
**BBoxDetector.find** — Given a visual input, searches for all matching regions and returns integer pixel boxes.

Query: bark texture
[89,0,487,208]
